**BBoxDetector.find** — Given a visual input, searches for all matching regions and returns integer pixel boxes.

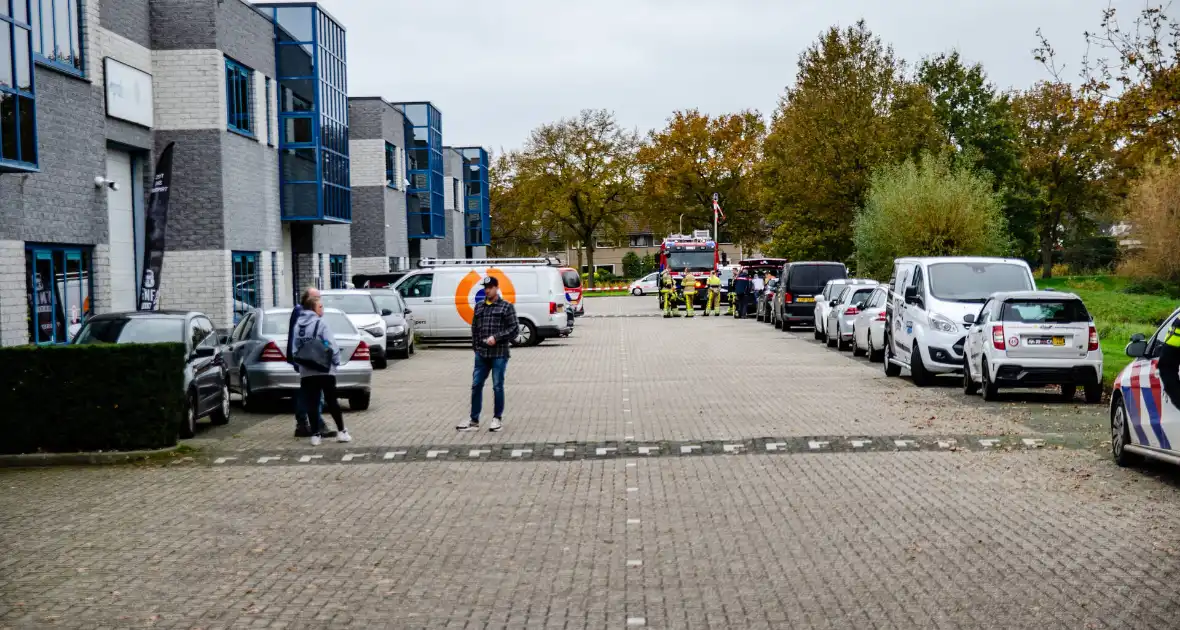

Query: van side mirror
[963,314,976,325]
[1126,333,1148,358]
[904,286,921,307]
[404,308,412,315]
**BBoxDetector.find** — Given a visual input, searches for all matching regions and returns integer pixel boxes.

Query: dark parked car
[370,289,416,358]
[776,262,849,330]
[73,310,230,438]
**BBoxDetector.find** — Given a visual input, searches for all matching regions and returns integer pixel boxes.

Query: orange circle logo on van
[454,268,517,325]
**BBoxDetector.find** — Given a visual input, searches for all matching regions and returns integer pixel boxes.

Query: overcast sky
[317,0,1166,152]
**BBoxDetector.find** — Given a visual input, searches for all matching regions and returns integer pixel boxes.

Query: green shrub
[622,252,643,279]
[640,253,658,275]
[1124,278,1180,299]
[853,155,1009,280]
[0,343,186,454]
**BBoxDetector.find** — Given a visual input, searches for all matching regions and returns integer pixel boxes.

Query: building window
[595,239,616,249]
[264,77,273,146]
[28,0,81,75]
[460,147,490,246]
[231,251,260,324]
[1,1,38,171]
[270,251,278,306]
[225,57,254,137]
[385,142,398,189]
[329,255,346,289]
[399,102,444,238]
[25,244,93,344]
[629,234,654,248]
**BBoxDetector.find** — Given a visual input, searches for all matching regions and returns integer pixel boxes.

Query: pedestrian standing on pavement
[733,271,751,318]
[706,269,723,316]
[681,268,699,318]
[287,287,335,439]
[458,276,519,432]
[291,293,351,446]
[1160,313,1180,413]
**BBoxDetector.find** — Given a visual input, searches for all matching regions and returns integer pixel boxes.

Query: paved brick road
[3,296,1178,629]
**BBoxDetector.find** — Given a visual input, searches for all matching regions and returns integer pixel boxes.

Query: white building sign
[104,58,154,128]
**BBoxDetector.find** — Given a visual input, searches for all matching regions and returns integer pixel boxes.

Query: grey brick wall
[100,0,150,49]
[313,225,351,258]
[215,0,275,78]
[348,98,385,140]
[150,0,217,49]
[386,187,409,258]
[0,70,107,245]
[350,187,386,258]
[155,130,225,251]
[222,132,281,252]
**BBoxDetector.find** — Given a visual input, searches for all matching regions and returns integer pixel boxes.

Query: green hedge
[0,343,186,454]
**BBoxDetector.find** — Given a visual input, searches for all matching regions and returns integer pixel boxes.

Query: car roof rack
[418,256,563,268]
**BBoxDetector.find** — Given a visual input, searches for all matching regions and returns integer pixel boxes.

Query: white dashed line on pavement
[637,446,658,455]
[468,449,489,458]
[213,457,237,464]
[627,617,646,627]
[627,519,641,525]
[766,442,787,451]
[894,439,917,448]
[511,449,533,458]
[257,456,281,464]
[382,451,406,460]
[627,487,639,492]
[808,441,830,450]
[597,447,617,456]
[1022,438,1045,448]
[297,455,322,463]
[681,445,700,454]
[937,440,957,449]
[553,448,567,457]
[723,444,744,453]
[341,453,366,462]
[425,450,447,459]
[850,439,872,448]
[979,439,1000,448]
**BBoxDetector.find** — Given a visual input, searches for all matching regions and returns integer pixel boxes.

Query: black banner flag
[138,142,175,311]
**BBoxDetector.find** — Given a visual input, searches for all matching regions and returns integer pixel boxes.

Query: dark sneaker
[320,429,339,439]
[294,425,312,438]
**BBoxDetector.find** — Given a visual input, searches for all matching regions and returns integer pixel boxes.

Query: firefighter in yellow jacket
[681,268,699,318]
[660,269,677,318]
[705,270,723,316]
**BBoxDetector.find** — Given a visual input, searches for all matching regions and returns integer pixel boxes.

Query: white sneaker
[489,418,503,432]
[456,419,478,431]
[310,435,322,446]
[337,430,352,443]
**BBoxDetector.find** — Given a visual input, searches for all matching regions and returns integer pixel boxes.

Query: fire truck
[658,231,719,307]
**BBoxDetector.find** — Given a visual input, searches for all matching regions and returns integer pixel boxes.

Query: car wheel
[910,344,932,387]
[409,339,416,356]
[825,326,837,348]
[869,332,885,363]
[981,357,1000,401]
[1061,384,1077,402]
[963,357,979,395]
[813,323,823,340]
[632,287,643,296]
[373,356,389,370]
[180,390,198,439]
[513,319,539,347]
[837,325,851,351]
[774,314,784,329]
[211,379,231,425]
[883,333,901,377]
[240,369,262,413]
[1085,383,1103,404]
[349,392,372,411]
[1111,395,1138,467]
[852,328,866,357]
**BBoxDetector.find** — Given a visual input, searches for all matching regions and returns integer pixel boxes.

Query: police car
[1110,307,1180,467]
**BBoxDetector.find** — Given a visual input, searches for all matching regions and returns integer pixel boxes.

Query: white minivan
[883,256,1036,386]
[392,258,572,347]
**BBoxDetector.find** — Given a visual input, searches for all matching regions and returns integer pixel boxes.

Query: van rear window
[561,270,582,289]
[790,265,847,289]
[1001,300,1090,323]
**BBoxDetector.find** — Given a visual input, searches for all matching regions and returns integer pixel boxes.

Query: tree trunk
[586,244,596,288]
[574,246,583,277]
[1040,227,1055,279]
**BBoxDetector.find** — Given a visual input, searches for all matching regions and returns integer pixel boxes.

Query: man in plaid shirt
[457,276,519,432]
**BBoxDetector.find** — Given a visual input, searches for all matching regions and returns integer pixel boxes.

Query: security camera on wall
[94,176,119,191]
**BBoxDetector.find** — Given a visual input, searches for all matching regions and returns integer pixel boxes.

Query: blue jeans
[471,355,508,421]
[294,390,325,430]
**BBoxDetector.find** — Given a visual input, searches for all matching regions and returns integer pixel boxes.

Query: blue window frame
[264,76,273,146]
[231,251,260,324]
[260,3,350,224]
[25,243,93,344]
[1,0,38,172]
[329,254,345,289]
[397,102,444,239]
[460,147,491,246]
[384,142,398,189]
[270,251,278,306]
[225,57,254,137]
[28,0,81,76]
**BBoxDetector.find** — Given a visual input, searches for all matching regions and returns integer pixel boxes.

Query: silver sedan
[221,307,374,411]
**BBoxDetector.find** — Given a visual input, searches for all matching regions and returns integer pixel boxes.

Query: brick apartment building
[0,0,490,346]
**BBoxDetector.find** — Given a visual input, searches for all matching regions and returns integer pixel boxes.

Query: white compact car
[319,290,389,369]
[884,256,1037,386]
[852,285,890,361]
[813,279,875,341]
[962,290,1103,402]
[630,272,659,296]
[824,281,879,350]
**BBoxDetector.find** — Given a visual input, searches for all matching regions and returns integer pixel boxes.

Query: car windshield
[667,251,715,271]
[372,293,403,313]
[73,317,185,344]
[320,294,377,314]
[561,270,582,289]
[791,265,846,289]
[1001,300,1090,323]
[928,263,1033,302]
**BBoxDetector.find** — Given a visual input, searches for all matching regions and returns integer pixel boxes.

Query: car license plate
[798,296,815,303]
[1052,336,1065,346]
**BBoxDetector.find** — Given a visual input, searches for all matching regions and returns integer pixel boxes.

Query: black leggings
[301,375,345,435]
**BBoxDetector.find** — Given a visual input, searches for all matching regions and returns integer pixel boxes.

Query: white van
[391,258,572,347]
[883,256,1036,385]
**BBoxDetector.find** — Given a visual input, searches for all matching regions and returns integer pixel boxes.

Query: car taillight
[260,341,286,362]
[874,311,887,322]
[1088,325,1099,352]
[992,325,1006,351]
[549,302,557,314]
[352,341,371,361]
[845,307,859,316]
[783,292,792,303]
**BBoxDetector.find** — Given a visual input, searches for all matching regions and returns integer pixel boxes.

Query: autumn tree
[761,20,942,262]
[1010,82,1114,278]
[511,109,639,287]
[637,109,766,246]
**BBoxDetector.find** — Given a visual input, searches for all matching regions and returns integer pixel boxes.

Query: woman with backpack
[291,293,352,446]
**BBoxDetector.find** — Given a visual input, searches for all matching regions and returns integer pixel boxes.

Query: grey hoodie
[292,309,340,377]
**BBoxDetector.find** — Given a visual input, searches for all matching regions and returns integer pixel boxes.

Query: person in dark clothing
[291,293,351,446]
[287,287,334,439]
[457,276,520,432]
[732,271,751,319]
[1160,314,1180,413]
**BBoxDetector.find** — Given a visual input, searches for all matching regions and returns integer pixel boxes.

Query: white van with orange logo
[391,258,571,347]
